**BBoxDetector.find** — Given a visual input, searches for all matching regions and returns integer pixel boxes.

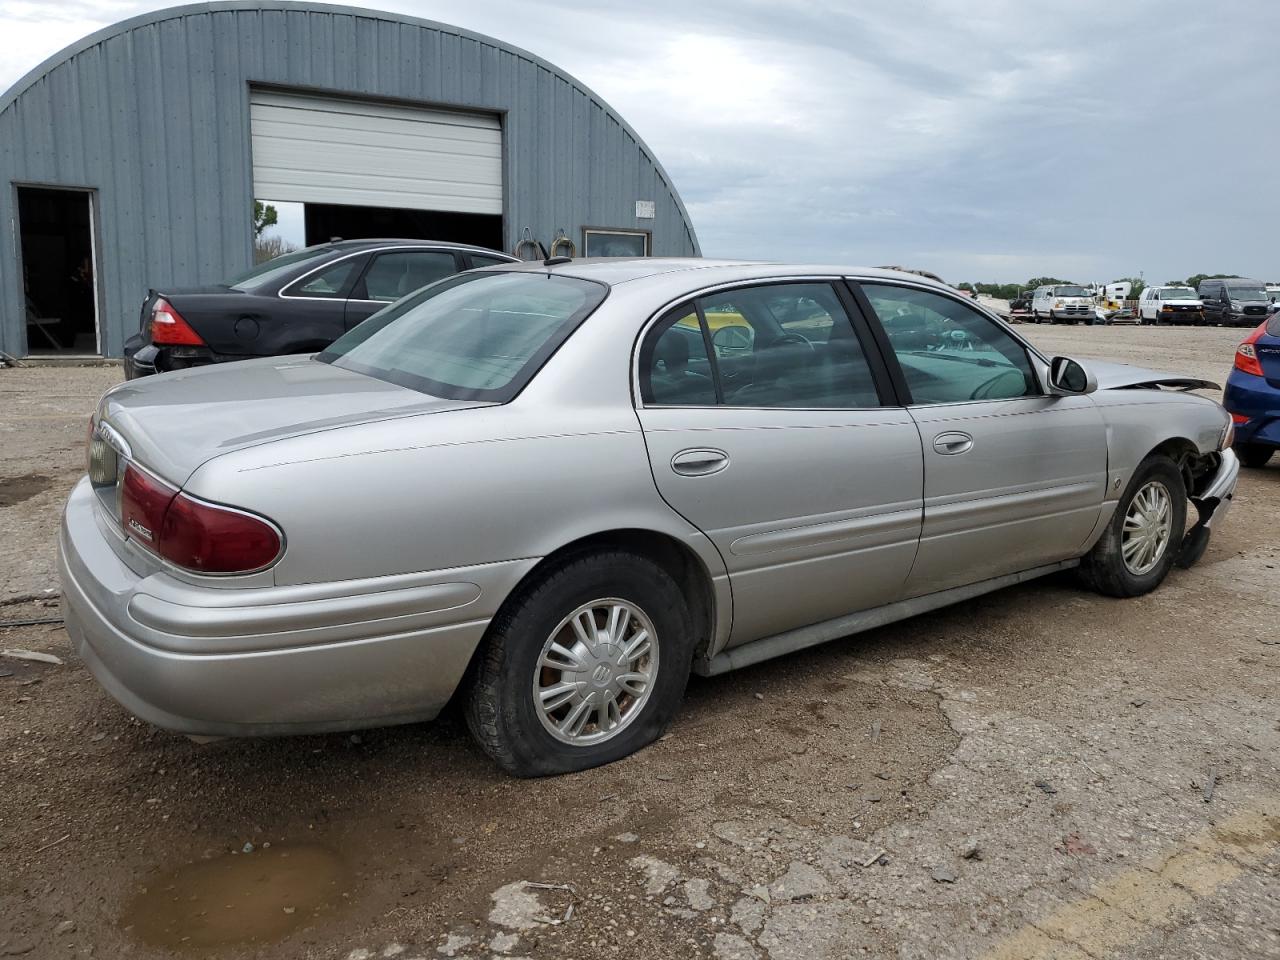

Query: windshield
[1159,287,1198,300]
[1227,285,1268,301]
[229,247,337,290]
[318,272,607,401]
[1052,286,1090,297]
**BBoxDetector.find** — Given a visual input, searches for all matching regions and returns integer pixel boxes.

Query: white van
[1137,286,1204,325]
[1031,284,1094,323]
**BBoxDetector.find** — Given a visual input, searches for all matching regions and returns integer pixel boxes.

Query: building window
[582,228,650,258]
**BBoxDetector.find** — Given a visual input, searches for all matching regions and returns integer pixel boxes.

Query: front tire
[466,551,695,777]
[1078,455,1187,598]
[1235,442,1274,469]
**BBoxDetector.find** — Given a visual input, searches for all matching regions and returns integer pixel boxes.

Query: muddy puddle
[0,473,52,508]
[121,843,352,950]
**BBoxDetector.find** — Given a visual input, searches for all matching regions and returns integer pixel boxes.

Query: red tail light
[150,298,205,346]
[121,465,177,549]
[1234,323,1266,377]
[160,494,282,574]
[119,464,281,574]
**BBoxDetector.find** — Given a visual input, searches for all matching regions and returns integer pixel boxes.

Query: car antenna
[543,255,573,267]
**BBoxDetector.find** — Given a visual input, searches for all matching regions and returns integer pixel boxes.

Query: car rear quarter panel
[183,406,732,650]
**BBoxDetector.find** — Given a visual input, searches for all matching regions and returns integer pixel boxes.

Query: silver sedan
[60,260,1239,775]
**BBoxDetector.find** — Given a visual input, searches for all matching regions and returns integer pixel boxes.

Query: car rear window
[317,272,607,401]
[229,246,338,290]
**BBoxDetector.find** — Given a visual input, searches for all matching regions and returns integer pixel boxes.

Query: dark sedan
[123,239,517,378]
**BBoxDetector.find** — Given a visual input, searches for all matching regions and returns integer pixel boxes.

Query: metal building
[0,1,699,358]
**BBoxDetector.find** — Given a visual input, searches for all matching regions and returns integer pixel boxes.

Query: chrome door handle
[932,431,973,455]
[671,448,730,477]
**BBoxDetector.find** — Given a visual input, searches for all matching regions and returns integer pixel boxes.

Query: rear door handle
[932,431,973,456]
[671,448,730,477]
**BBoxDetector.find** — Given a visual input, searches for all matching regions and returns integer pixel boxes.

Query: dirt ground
[1,326,1277,960]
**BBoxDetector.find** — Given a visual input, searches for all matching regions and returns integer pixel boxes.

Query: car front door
[635,280,924,648]
[345,248,465,329]
[855,281,1109,598]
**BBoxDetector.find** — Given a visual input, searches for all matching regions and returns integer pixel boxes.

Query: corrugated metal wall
[0,1,700,357]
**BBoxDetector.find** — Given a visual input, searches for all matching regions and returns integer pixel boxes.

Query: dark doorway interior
[304,203,503,252]
[18,186,98,354]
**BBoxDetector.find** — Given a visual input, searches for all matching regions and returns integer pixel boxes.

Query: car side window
[361,251,460,302]
[639,282,882,409]
[468,254,512,269]
[639,308,718,406]
[291,257,363,299]
[860,284,1039,404]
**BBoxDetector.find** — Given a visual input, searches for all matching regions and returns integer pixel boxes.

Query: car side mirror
[1048,356,1097,395]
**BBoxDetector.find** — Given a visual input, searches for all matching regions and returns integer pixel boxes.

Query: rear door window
[639,282,883,409]
[358,250,462,302]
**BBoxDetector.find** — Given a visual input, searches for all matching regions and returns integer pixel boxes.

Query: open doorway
[303,203,503,251]
[17,186,99,354]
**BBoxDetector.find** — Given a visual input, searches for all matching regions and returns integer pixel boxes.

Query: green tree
[1026,277,1072,289]
[253,201,278,237]
[1185,272,1239,288]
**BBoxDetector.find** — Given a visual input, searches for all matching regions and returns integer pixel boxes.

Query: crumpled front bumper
[1191,448,1239,530]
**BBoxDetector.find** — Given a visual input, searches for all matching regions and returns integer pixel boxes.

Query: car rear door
[270,253,369,353]
[344,248,465,329]
[634,280,924,648]
[854,280,1108,598]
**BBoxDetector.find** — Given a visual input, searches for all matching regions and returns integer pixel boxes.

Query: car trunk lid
[96,355,492,486]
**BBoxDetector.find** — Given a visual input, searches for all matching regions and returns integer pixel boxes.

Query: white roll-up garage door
[249,89,502,215]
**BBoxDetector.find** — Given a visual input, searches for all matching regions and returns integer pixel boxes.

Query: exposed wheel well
[1148,437,1212,496]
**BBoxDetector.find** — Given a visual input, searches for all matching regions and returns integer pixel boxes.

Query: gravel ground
[1,326,1277,960]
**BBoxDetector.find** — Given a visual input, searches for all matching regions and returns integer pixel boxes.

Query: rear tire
[1235,442,1274,469]
[466,551,695,777]
[1078,455,1187,598]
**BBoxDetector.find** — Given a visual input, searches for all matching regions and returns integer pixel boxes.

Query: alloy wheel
[1121,480,1174,575]
[533,599,659,746]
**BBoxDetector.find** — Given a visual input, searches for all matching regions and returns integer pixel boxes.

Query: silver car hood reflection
[1085,359,1220,393]
[99,355,489,484]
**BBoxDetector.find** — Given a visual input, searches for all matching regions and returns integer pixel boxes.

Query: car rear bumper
[1224,372,1280,448]
[58,478,525,737]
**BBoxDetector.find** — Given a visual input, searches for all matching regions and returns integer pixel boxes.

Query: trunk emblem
[127,518,154,542]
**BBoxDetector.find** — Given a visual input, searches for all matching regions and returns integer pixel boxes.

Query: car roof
[318,238,515,257]
[483,257,962,291]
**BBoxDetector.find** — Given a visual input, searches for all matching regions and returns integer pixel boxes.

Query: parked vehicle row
[64,258,1239,775]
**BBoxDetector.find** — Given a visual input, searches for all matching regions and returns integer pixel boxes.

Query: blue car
[1224,316,1280,468]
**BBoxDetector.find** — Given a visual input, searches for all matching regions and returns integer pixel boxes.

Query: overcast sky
[2,0,1277,285]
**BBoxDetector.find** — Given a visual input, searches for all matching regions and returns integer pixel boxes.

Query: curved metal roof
[0,0,697,242]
